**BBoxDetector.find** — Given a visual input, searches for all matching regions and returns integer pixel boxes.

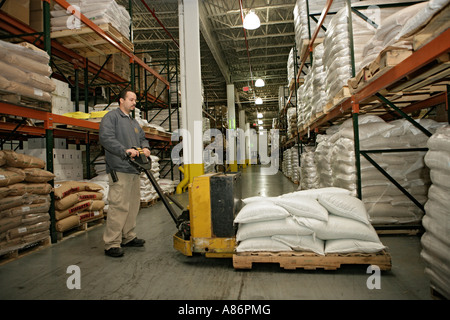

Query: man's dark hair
[118,89,134,103]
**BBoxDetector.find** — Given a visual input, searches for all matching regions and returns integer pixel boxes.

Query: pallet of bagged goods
[0,41,54,110]
[50,0,133,57]
[53,180,105,240]
[232,187,391,271]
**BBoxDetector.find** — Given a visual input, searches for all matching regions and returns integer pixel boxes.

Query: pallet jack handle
[127,147,186,227]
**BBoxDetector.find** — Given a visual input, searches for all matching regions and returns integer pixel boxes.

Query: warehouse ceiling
[117,0,296,129]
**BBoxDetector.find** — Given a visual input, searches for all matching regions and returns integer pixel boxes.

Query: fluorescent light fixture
[243,10,260,30]
[255,97,263,105]
[255,78,265,87]
[257,112,263,118]
[258,120,263,125]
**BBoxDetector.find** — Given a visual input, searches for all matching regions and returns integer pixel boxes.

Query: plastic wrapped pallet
[421,125,450,299]
[287,48,296,84]
[0,40,54,103]
[323,7,378,103]
[361,0,450,72]
[290,146,300,183]
[314,134,333,188]
[0,151,53,255]
[299,146,319,190]
[329,116,446,225]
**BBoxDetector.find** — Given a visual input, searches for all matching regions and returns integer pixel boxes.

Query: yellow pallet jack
[128,148,242,258]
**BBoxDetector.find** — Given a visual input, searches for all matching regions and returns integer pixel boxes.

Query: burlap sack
[0,196,25,212]
[1,202,51,218]
[2,150,45,168]
[0,168,26,187]
[78,209,104,224]
[55,199,104,221]
[7,183,52,196]
[7,220,50,240]
[23,168,55,183]
[0,216,22,233]
[0,150,6,166]
[55,191,104,211]
[55,215,79,232]
[0,187,10,199]
[54,181,103,199]
[22,213,50,226]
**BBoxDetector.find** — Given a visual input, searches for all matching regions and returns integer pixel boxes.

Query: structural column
[238,109,246,168]
[178,0,204,186]
[227,84,238,171]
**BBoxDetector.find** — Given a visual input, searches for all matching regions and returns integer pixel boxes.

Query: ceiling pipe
[140,0,179,49]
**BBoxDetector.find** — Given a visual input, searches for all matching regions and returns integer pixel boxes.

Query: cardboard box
[90,53,131,80]
[28,137,66,149]
[1,0,30,25]
[52,79,71,99]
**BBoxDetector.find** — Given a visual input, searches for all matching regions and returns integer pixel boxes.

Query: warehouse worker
[99,89,150,257]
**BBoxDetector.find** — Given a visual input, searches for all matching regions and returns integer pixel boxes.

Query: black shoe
[122,237,145,247]
[105,247,124,257]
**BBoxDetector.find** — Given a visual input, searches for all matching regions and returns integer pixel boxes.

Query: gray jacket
[99,108,150,174]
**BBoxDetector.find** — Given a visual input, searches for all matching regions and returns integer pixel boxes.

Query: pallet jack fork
[127,148,191,241]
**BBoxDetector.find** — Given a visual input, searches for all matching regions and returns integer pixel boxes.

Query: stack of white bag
[299,146,319,190]
[282,149,291,178]
[421,125,450,299]
[139,155,177,202]
[360,0,450,73]
[314,134,333,188]
[287,48,296,84]
[332,115,445,224]
[293,0,349,53]
[290,146,300,183]
[287,107,298,138]
[0,40,55,103]
[323,7,377,103]
[235,187,387,255]
[51,0,131,40]
[140,155,161,203]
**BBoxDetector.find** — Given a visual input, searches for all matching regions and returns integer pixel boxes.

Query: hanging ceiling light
[255,78,265,87]
[255,97,263,105]
[243,9,260,30]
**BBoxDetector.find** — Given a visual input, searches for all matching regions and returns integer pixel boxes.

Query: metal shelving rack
[0,0,176,242]
[289,0,450,230]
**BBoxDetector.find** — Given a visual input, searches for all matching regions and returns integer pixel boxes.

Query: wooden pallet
[0,236,51,266]
[374,223,424,236]
[140,198,158,208]
[0,90,51,112]
[140,192,174,208]
[233,250,392,271]
[430,286,449,300]
[348,49,413,94]
[51,23,133,58]
[143,127,158,135]
[323,86,351,114]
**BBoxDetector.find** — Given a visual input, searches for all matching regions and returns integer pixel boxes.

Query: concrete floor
[0,165,433,300]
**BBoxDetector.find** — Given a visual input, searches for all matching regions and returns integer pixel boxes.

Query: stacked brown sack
[54,181,105,233]
[0,40,55,103]
[0,150,54,254]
